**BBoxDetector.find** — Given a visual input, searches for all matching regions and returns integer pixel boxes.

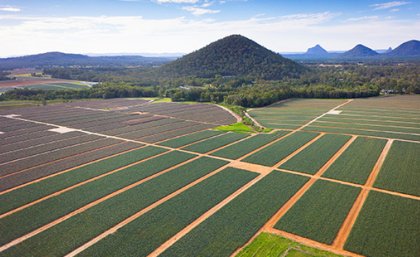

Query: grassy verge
[219,104,272,133]
[215,122,254,133]
[237,232,343,257]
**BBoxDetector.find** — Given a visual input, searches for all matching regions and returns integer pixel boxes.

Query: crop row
[303,125,420,142]
[280,134,351,174]
[141,123,212,143]
[78,167,257,257]
[159,130,223,148]
[160,171,309,257]
[92,118,177,135]
[1,130,54,146]
[374,141,420,196]
[312,121,420,134]
[0,125,50,138]
[275,180,360,244]
[183,132,249,153]
[0,151,195,245]
[1,157,230,257]
[243,131,319,166]
[345,191,420,257]
[319,116,420,128]
[0,134,99,164]
[0,142,140,191]
[0,146,165,214]
[0,131,84,154]
[0,137,118,176]
[116,120,192,140]
[322,137,386,184]
[211,131,288,159]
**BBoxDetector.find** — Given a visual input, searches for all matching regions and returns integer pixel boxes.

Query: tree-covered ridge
[158,35,305,80]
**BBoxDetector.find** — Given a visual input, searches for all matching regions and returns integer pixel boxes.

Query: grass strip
[160,171,309,257]
[0,151,194,245]
[275,180,360,244]
[280,134,351,174]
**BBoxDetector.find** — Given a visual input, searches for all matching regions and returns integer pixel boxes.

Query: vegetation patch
[275,180,360,244]
[158,130,223,148]
[182,132,249,153]
[214,122,254,133]
[237,232,343,257]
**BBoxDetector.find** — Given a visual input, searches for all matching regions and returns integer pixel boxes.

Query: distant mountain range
[0,52,175,70]
[158,34,305,80]
[284,40,420,60]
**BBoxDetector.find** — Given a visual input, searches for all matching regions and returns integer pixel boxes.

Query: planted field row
[0,137,118,176]
[0,124,50,137]
[0,146,165,215]
[312,121,420,134]
[78,167,257,257]
[374,141,420,196]
[0,131,84,154]
[160,171,309,257]
[303,125,420,142]
[345,191,420,257]
[183,132,249,153]
[0,151,195,245]
[243,131,319,167]
[0,134,100,164]
[279,134,351,174]
[140,123,212,143]
[323,137,386,184]
[1,157,231,257]
[90,118,178,135]
[0,142,140,191]
[319,116,420,128]
[275,180,360,244]
[211,131,288,159]
[113,120,190,140]
[1,130,56,146]
[159,130,223,148]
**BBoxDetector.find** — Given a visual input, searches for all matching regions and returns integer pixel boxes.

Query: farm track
[1,98,419,257]
[332,139,393,249]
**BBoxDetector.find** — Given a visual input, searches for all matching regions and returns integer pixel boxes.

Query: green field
[279,134,351,174]
[182,132,249,153]
[160,171,309,257]
[1,157,230,257]
[237,233,343,257]
[345,191,420,257]
[0,151,194,245]
[243,131,319,166]
[275,180,360,244]
[24,83,90,90]
[78,168,258,257]
[374,141,420,196]
[158,130,223,148]
[211,131,288,159]
[0,146,166,215]
[322,137,386,184]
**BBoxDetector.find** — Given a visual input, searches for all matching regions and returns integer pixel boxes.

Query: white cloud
[156,0,199,3]
[182,6,220,15]
[0,13,419,57]
[0,6,21,12]
[370,1,410,10]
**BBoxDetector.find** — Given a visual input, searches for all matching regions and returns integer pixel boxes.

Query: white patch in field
[0,131,4,135]
[49,127,78,134]
[327,110,342,115]
[4,114,21,118]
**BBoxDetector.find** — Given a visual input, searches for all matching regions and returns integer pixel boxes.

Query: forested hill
[158,35,306,80]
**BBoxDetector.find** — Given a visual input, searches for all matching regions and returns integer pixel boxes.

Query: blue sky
[0,0,419,56]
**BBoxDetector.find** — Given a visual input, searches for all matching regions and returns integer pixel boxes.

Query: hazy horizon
[0,0,419,57]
